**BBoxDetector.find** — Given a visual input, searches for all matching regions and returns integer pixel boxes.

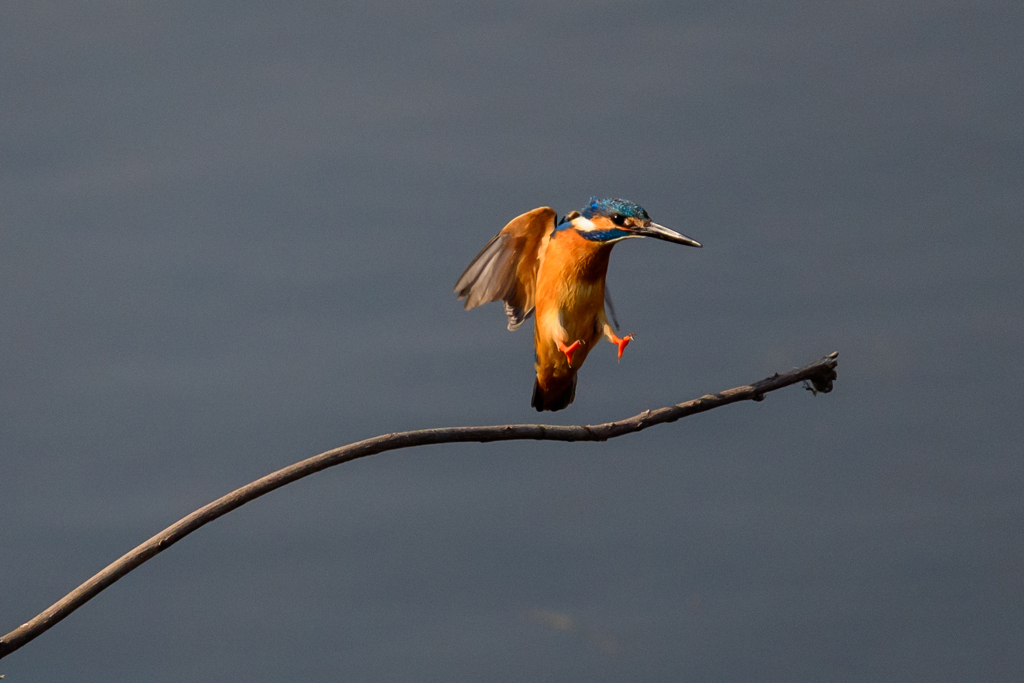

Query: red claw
[612,333,634,360]
[557,339,584,366]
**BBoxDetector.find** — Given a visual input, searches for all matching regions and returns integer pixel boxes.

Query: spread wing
[454,206,557,331]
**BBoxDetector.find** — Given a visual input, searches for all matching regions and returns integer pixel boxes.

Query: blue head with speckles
[565,197,703,248]
[581,197,651,223]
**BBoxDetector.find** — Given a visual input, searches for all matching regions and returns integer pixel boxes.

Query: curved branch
[0,352,838,660]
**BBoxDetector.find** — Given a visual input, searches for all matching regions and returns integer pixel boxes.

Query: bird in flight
[456,197,701,411]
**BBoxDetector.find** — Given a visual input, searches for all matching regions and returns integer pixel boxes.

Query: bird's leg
[603,324,634,360]
[551,313,585,366]
[557,339,584,366]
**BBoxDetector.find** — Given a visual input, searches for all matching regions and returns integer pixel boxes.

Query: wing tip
[504,302,535,331]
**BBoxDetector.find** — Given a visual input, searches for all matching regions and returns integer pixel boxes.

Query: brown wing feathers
[454,207,556,331]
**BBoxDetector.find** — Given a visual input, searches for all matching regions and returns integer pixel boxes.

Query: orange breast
[533,229,612,386]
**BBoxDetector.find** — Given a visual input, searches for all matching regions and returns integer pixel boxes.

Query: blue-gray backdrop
[2,1,1022,680]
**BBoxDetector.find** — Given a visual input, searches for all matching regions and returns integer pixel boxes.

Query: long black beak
[635,222,702,247]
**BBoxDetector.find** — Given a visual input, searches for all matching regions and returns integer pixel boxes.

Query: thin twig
[0,352,838,660]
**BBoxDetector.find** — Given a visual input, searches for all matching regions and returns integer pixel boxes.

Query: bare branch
[0,352,838,660]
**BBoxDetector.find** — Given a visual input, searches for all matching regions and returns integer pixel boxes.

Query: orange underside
[532,228,613,398]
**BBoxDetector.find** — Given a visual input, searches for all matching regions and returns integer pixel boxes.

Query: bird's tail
[531,374,577,412]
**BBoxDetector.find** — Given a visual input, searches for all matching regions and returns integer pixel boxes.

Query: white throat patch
[571,216,597,231]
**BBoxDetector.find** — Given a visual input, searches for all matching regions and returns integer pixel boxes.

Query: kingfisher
[455,197,702,412]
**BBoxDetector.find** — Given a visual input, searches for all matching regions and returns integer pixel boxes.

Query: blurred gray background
[2,1,1022,680]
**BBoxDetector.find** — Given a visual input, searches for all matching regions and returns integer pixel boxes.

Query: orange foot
[557,339,585,366]
[609,333,634,360]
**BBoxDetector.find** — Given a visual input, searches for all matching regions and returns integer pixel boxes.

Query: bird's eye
[611,214,628,227]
